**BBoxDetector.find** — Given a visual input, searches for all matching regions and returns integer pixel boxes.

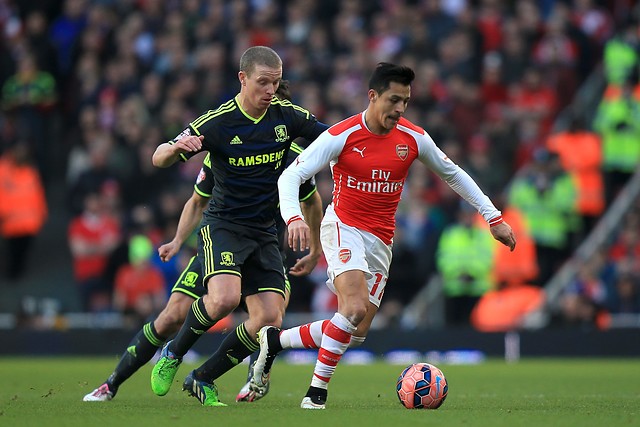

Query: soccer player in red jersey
[251,62,516,409]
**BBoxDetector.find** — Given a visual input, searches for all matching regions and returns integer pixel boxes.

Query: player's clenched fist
[175,135,204,153]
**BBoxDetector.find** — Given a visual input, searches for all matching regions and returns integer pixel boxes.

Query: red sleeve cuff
[488,215,503,227]
[287,215,304,226]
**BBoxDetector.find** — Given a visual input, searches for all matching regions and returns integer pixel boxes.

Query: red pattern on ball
[396,363,448,409]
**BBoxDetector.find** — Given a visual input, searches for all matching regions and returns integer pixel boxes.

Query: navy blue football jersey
[194,145,317,211]
[174,95,327,229]
[193,144,317,257]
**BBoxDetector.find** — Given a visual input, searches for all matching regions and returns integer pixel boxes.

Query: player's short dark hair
[239,46,282,76]
[368,62,415,94]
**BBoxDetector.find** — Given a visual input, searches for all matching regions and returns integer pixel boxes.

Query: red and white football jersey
[279,111,501,244]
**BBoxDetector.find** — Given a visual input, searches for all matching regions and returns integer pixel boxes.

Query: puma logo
[352,146,366,157]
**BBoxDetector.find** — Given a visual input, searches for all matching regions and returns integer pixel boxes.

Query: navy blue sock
[169,298,215,357]
[194,323,259,382]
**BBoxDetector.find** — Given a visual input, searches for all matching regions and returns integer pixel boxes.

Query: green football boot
[151,341,182,396]
[183,371,227,407]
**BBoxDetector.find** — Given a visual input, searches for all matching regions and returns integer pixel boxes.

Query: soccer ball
[396,363,448,409]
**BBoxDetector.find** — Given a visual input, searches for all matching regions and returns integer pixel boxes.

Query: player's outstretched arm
[158,191,209,262]
[490,221,517,252]
[152,135,203,168]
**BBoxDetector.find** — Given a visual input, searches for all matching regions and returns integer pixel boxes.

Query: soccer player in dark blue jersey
[84,146,321,402]
[150,46,328,406]
[83,81,322,403]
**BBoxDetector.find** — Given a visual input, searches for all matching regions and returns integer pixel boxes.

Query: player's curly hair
[369,62,415,94]
[275,79,291,101]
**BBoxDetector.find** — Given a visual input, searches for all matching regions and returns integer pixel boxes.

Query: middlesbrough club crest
[338,248,351,263]
[396,144,408,161]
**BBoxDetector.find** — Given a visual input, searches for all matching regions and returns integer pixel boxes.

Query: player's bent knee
[203,293,241,315]
[257,309,282,327]
[344,303,368,326]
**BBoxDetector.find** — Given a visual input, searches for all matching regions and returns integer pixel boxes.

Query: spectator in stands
[473,0,504,54]
[546,113,604,238]
[485,206,539,286]
[602,22,639,85]
[444,74,483,145]
[508,65,559,138]
[1,54,56,114]
[609,221,640,266]
[67,134,122,216]
[1,53,57,180]
[498,18,530,85]
[532,10,580,110]
[508,148,578,285]
[49,0,87,79]
[113,234,166,327]
[480,102,519,180]
[437,205,497,325]
[462,133,507,199]
[571,0,614,48]
[68,191,121,312]
[513,116,546,170]
[471,280,545,333]
[605,273,640,315]
[0,141,48,281]
[593,74,640,205]
[560,260,608,327]
[23,10,59,80]
[479,51,509,109]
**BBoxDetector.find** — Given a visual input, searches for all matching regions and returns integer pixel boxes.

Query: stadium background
[0,0,639,358]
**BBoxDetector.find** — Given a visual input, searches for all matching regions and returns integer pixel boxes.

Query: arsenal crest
[338,248,351,263]
[396,144,408,161]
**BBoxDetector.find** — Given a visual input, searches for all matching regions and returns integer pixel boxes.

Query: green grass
[0,357,638,427]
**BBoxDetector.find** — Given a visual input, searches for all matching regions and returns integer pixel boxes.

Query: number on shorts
[370,272,387,302]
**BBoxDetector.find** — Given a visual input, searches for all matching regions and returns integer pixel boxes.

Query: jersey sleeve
[194,153,214,197]
[416,131,502,224]
[287,101,329,142]
[278,129,344,224]
[168,124,202,162]
[286,141,317,202]
[298,177,316,202]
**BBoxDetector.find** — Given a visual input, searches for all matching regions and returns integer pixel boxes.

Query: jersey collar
[235,94,269,124]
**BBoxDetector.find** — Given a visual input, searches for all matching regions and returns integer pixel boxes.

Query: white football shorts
[320,206,392,307]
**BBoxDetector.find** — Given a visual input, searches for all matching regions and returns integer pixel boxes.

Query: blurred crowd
[1,0,639,329]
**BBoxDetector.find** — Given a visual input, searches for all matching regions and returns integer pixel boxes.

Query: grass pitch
[0,357,638,427]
